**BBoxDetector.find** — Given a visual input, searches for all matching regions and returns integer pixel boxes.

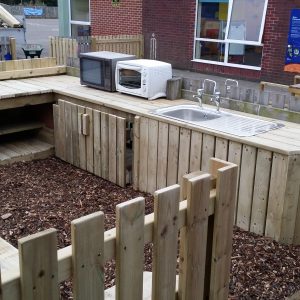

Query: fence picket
[152,185,180,300]
[100,112,109,180]
[116,197,145,300]
[117,117,126,187]
[179,173,211,300]
[18,229,59,300]
[93,110,102,177]
[86,108,94,173]
[108,114,117,183]
[209,158,238,300]
[71,212,104,300]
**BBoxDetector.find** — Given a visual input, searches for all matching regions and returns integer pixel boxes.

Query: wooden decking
[0,138,54,165]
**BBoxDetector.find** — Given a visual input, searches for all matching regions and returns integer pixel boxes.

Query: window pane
[71,24,91,38]
[228,0,266,42]
[195,40,225,62]
[227,44,263,67]
[196,1,228,40]
[71,0,89,22]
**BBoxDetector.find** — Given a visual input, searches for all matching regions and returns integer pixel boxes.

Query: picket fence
[0,158,238,300]
[49,34,144,66]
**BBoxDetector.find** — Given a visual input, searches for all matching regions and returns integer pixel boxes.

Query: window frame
[68,0,91,37]
[193,0,268,70]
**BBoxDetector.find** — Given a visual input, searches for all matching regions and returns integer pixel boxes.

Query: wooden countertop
[1,75,300,155]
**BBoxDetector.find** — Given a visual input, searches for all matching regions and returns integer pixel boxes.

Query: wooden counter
[1,75,300,244]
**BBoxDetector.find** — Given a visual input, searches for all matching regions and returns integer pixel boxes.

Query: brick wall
[142,0,299,85]
[90,0,142,35]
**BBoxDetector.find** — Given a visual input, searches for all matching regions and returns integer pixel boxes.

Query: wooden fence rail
[49,35,144,66]
[0,158,238,300]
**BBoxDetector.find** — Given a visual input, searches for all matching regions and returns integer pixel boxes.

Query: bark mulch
[0,157,299,299]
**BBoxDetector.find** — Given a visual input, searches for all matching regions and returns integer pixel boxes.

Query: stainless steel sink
[151,105,284,137]
[158,106,222,122]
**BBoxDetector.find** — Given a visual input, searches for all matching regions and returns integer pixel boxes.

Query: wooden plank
[209,159,238,300]
[236,145,257,231]
[86,108,94,173]
[156,122,169,189]
[78,106,87,170]
[139,117,149,192]
[250,150,272,235]
[93,110,102,177]
[71,212,104,300]
[133,116,140,190]
[227,141,242,224]
[152,185,180,300]
[215,137,228,160]
[100,112,109,180]
[116,197,145,300]
[189,130,202,172]
[108,114,117,184]
[179,174,211,300]
[57,99,66,161]
[64,101,73,164]
[0,66,66,80]
[201,134,215,172]
[117,117,126,187]
[53,104,59,158]
[293,188,300,244]
[266,154,300,243]
[177,128,191,186]
[71,103,80,167]
[167,125,180,186]
[18,228,59,300]
[82,114,90,136]
[147,119,159,193]
[0,122,43,136]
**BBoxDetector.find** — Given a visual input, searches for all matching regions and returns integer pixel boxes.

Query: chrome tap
[211,91,221,112]
[225,79,239,96]
[193,88,204,108]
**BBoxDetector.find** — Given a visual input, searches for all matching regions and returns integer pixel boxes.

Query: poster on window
[284,9,300,73]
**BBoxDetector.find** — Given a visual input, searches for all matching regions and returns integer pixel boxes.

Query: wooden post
[152,185,180,300]
[71,212,104,300]
[166,77,182,100]
[178,173,211,300]
[9,38,16,60]
[116,197,145,300]
[209,158,238,300]
[18,229,59,300]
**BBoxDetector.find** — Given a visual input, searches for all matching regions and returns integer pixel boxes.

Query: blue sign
[286,9,300,64]
[23,7,43,16]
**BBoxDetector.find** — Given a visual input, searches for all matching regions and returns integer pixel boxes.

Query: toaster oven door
[118,67,142,89]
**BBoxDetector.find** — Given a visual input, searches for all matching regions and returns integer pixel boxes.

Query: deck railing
[0,157,238,300]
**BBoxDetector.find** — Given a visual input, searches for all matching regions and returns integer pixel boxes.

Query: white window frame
[68,0,91,36]
[193,0,268,70]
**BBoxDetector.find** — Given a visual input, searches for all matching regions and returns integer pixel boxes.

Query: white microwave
[115,59,172,100]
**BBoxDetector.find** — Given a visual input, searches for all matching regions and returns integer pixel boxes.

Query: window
[194,0,268,70]
[69,0,90,37]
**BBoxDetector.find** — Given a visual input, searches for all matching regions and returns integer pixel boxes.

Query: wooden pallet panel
[177,128,191,187]
[201,134,215,172]
[116,117,126,187]
[250,149,272,235]
[108,114,117,184]
[156,122,169,189]
[236,145,257,231]
[147,119,159,193]
[167,125,180,186]
[100,112,109,180]
[189,131,202,172]
[138,117,149,192]
[93,110,102,177]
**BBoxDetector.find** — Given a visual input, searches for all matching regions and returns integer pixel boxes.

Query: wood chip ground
[0,157,299,299]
